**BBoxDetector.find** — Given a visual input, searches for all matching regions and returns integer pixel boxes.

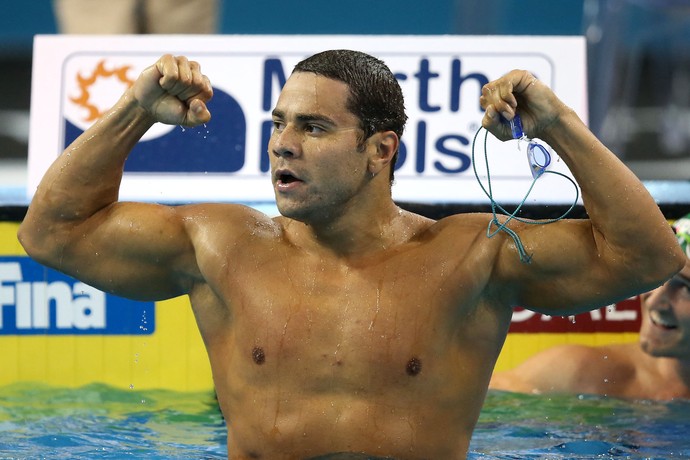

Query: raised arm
[480,70,684,314]
[18,55,213,300]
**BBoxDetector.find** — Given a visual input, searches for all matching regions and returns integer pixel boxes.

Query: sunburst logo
[70,60,134,122]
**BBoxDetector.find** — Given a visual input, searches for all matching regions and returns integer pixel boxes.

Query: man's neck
[283,201,412,258]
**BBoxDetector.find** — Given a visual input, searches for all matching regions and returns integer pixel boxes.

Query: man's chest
[225,247,476,328]
[211,250,489,377]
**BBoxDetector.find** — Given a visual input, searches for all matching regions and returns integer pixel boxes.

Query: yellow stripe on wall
[0,299,214,391]
[0,222,25,254]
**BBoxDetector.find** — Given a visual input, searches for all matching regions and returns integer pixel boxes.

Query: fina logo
[63,58,246,173]
[0,257,154,335]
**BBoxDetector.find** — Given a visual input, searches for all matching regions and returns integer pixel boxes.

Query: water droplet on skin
[369,288,381,331]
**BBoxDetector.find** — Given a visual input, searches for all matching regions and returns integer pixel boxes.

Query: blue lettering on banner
[414,59,441,112]
[450,59,489,113]
[0,257,154,335]
[61,54,492,178]
[259,58,290,172]
[262,58,288,111]
[259,56,485,174]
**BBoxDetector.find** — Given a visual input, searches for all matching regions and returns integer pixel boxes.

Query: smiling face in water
[268,71,373,223]
[639,259,690,358]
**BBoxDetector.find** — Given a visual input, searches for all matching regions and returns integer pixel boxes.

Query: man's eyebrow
[271,109,338,127]
[296,114,338,127]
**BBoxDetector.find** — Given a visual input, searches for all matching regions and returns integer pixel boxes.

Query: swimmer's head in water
[673,213,690,258]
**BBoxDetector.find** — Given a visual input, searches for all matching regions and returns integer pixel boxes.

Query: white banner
[28,35,587,205]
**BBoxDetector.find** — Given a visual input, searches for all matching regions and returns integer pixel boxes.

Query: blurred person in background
[490,214,690,400]
[53,0,220,34]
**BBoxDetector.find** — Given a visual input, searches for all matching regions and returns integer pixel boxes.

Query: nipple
[406,357,422,376]
[252,346,266,365]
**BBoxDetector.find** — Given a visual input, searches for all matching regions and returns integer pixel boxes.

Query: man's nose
[271,125,302,158]
[655,279,681,305]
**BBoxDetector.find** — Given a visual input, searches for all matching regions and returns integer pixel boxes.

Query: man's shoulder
[537,342,625,360]
[417,212,504,250]
[178,202,271,220]
[424,212,494,233]
[176,203,283,237]
[499,343,635,394]
[539,343,639,374]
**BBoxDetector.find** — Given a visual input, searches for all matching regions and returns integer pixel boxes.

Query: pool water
[0,383,226,459]
[472,391,690,459]
[1,384,689,459]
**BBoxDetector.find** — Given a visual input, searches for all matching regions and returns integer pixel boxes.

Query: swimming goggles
[471,113,579,263]
[508,114,551,179]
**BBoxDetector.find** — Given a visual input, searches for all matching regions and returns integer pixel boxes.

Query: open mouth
[274,168,303,188]
[278,173,299,185]
[650,310,678,330]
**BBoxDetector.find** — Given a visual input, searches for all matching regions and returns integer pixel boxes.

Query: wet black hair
[293,49,407,183]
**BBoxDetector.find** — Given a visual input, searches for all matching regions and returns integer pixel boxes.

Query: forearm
[37,91,153,219]
[19,90,155,254]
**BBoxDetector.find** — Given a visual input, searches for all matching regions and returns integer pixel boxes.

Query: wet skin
[189,207,513,459]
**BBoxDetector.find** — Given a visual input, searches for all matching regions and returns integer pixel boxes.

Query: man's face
[268,72,373,222]
[639,259,690,358]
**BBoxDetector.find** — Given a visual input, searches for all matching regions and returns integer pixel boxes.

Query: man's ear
[368,131,399,175]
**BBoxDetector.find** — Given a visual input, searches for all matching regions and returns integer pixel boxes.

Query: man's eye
[272,121,285,131]
[305,124,325,134]
[682,284,690,298]
[669,276,690,298]
[681,286,690,301]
